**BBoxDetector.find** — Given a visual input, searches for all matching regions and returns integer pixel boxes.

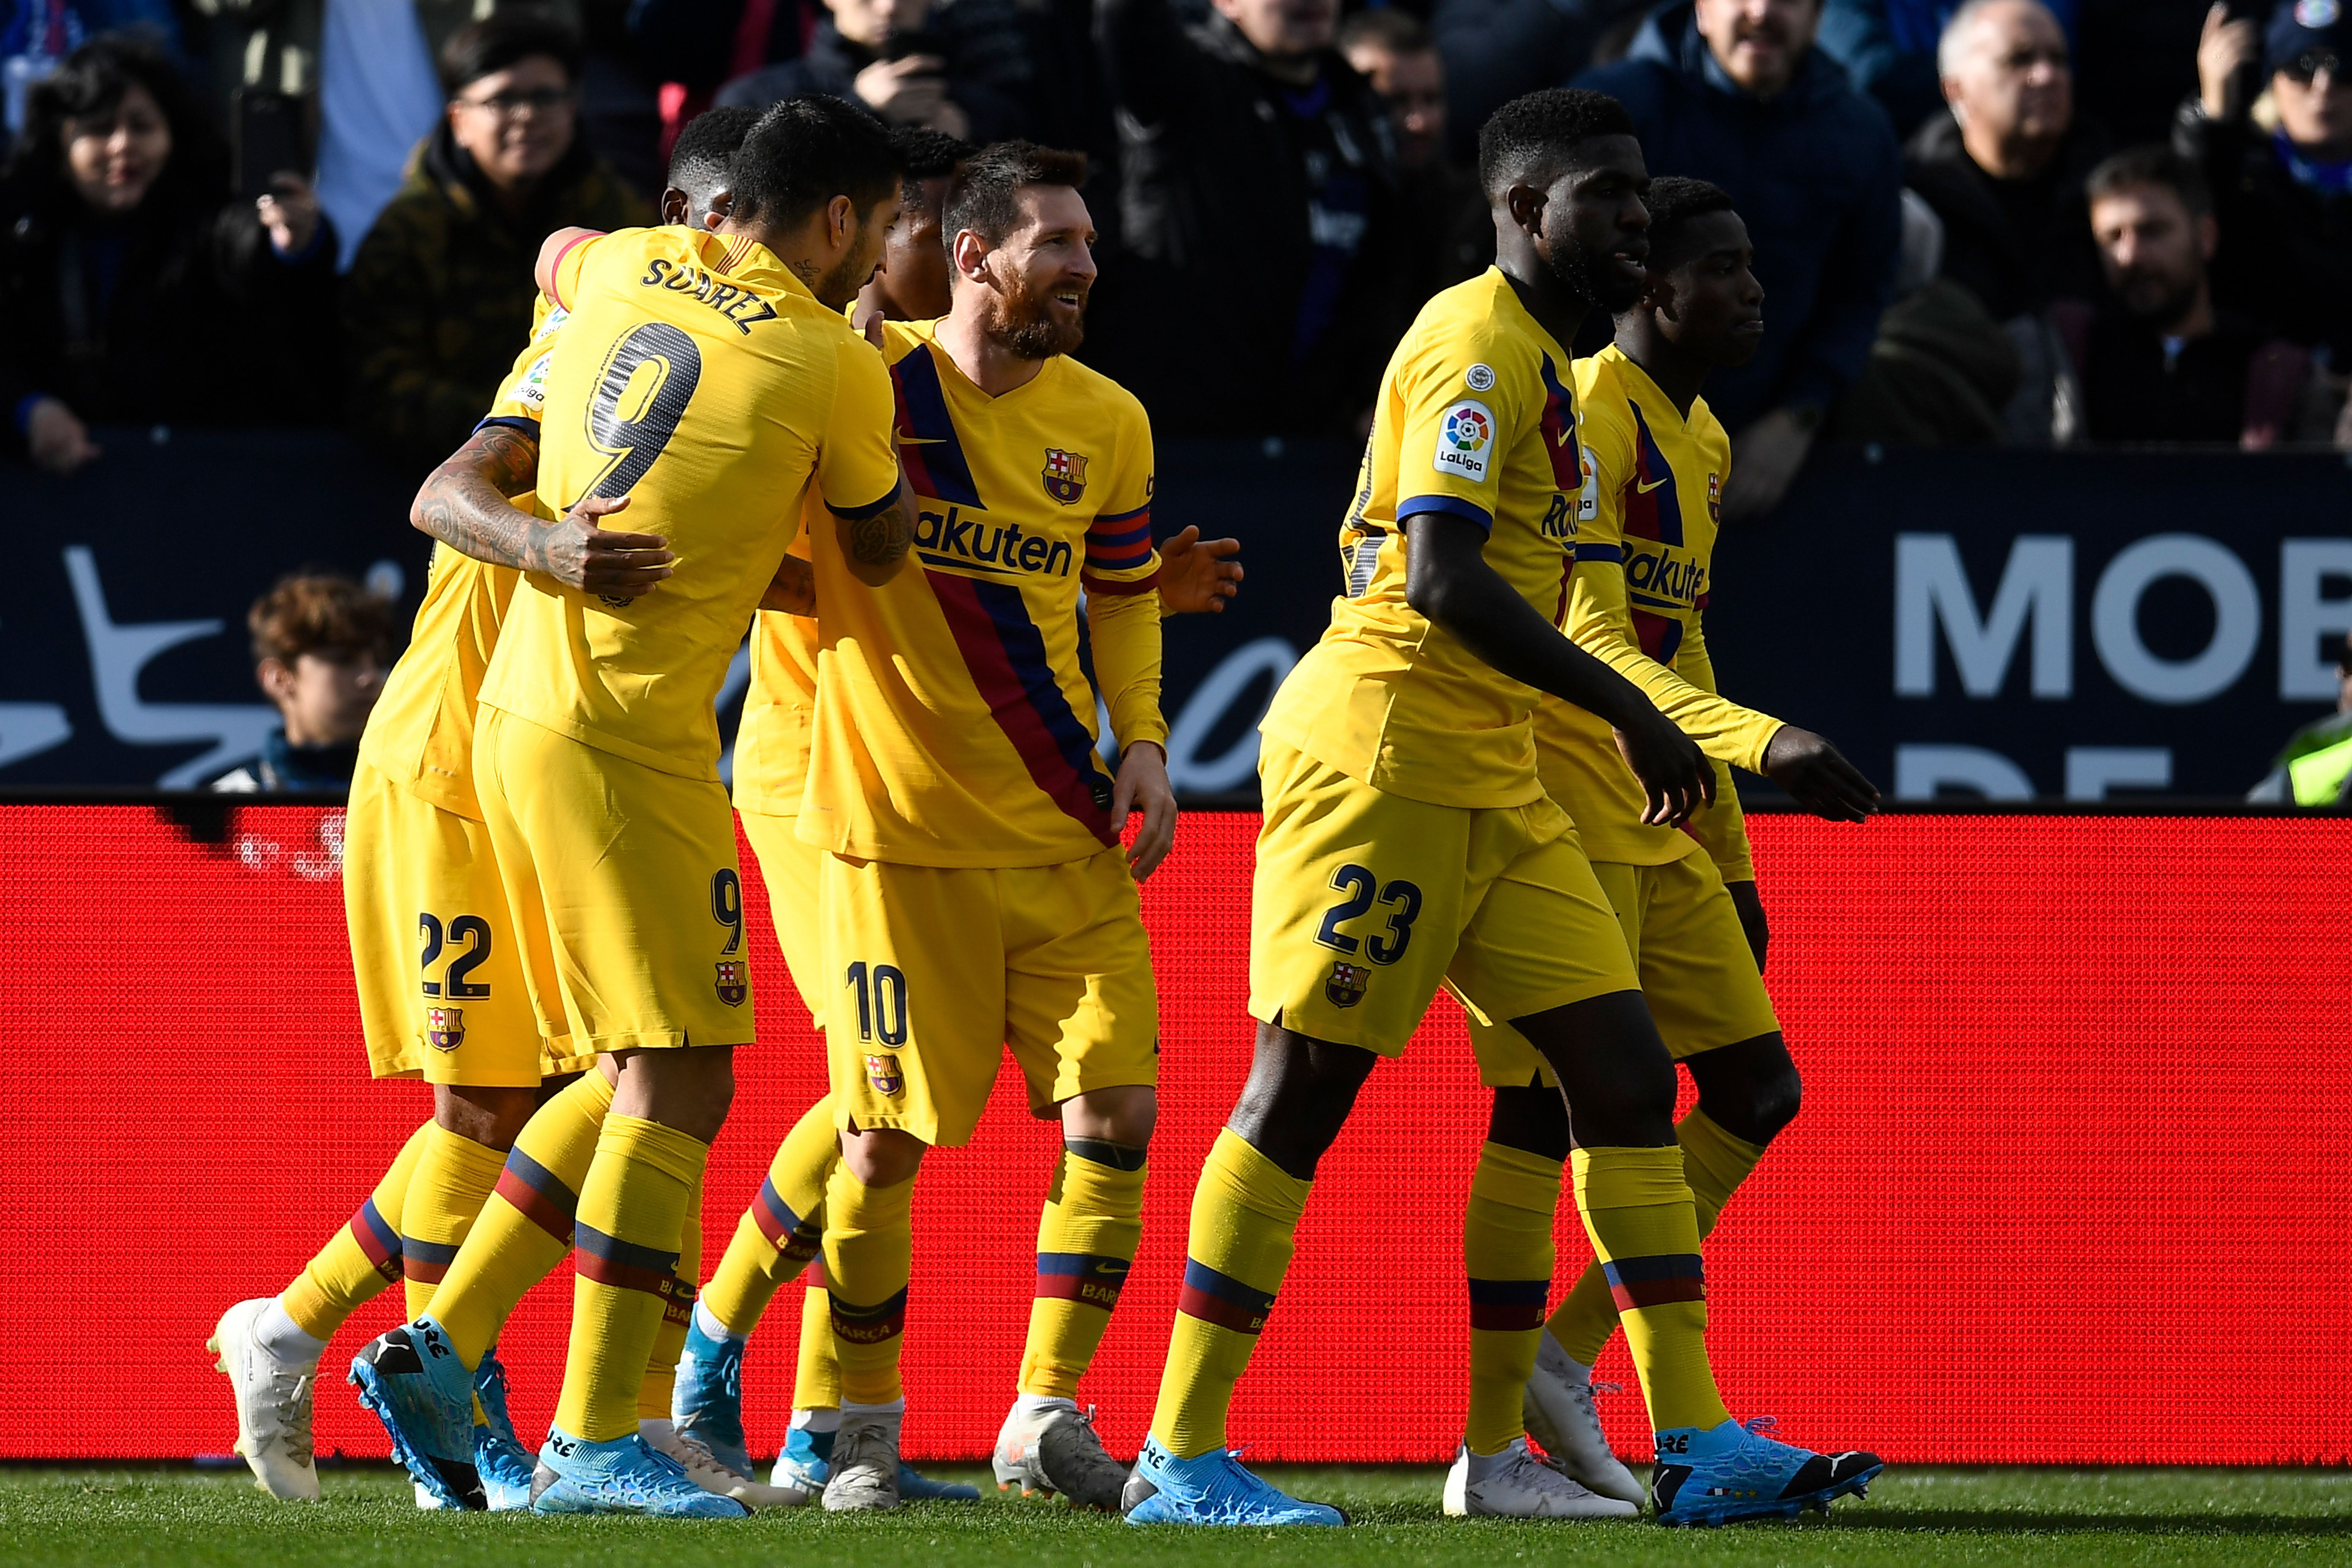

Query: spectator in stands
[2176,0,2352,370]
[212,572,394,792]
[1340,8,1489,302]
[343,11,647,467]
[1827,187,2025,442]
[1426,0,1650,162]
[2249,630,2352,803]
[1579,0,1903,517]
[714,0,1023,144]
[1093,0,1408,436]
[2063,144,2322,444]
[1818,0,2080,136]
[0,33,335,475]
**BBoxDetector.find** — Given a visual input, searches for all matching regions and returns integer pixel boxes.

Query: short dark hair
[248,574,397,669]
[2085,144,2210,218]
[729,94,904,229]
[1644,175,1738,269]
[1338,9,1434,55]
[8,34,221,209]
[667,105,758,195]
[942,140,1090,247]
[439,9,583,95]
[1477,87,1638,198]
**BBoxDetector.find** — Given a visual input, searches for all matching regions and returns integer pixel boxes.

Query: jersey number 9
[578,320,704,502]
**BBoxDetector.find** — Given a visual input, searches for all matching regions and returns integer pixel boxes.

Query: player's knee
[1062,1084,1156,1152]
[1486,1082,1572,1159]
[839,1124,926,1187]
[433,1083,539,1149]
[1689,1033,1802,1145]
[1227,1022,1375,1179]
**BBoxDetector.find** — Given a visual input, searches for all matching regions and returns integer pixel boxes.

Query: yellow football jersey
[797,318,1165,868]
[1258,268,1584,810]
[730,526,821,817]
[478,226,901,779]
[355,300,567,818]
[1537,345,1781,875]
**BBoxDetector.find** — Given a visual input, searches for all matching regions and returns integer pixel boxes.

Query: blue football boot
[773,1422,980,1502]
[529,1427,749,1518]
[672,1318,751,1480]
[472,1350,536,1511]
[348,1318,483,1511]
[1650,1416,1882,1526]
[1121,1436,1346,1526]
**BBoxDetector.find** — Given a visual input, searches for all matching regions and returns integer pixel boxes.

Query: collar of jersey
[700,230,807,299]
[901,315,1064,405]
[1597,344,1705,430]
[1480,264,1572,365]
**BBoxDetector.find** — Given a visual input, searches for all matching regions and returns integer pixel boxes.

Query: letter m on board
[1894,534,2072,699]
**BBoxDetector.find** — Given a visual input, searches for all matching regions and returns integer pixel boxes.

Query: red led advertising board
[1,806,2344,1464]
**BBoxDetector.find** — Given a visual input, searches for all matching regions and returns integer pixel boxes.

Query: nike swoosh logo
[1636,477,1668,493]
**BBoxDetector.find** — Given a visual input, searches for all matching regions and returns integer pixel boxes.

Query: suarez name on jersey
[798,318,1165,869]
[1259,267,1584,811]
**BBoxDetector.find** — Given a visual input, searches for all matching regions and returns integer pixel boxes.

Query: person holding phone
[0,33,335,474]
[714,0,1025,144]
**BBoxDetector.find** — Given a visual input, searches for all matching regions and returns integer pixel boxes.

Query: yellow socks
[820,1163,913,1407]
[1149,1129,1309,1459]
[1571,1145,1729,1434]
[1462,1142,1560,1455]
[792,1264,842,1413]
[554,1116,710,1442]
[398,1123,509,1319]
[638,1172,703,1422]
[1548,1109,1765,1367]
[280,1121,430,1340]
[432,1068,615,1369]
[702,1096,836,1337]
[1018,1138,1146,1400]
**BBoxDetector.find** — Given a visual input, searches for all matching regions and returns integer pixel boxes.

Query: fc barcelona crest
[1325,962,1368,1009]
[425,1005,466,1051]
[714,961,747,1006]
[866,1053,905,1096]
[1042,448,1089,504]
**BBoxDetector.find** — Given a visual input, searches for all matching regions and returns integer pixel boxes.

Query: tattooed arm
[411,424,676,598]
[832,468,915,588]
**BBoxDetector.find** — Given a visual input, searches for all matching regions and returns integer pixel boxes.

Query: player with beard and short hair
[779,139,1175,1514]
[1119,90,1876,1529]
[1450,174,1879,1523]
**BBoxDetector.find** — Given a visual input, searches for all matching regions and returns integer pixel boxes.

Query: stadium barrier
[2,799,2345,1466]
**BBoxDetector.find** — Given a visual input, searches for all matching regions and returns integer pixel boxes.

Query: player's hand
[1612,708,1713,828]
[257,172,320,257]
[25,396,98,474]
[760,553,816,615]
[1112,739,1176,881]
[529,494,677,598]
[1725,879,1769,973]
[1155,525,1242,615]
[1761,725,1878,822]
[2199,3,2262,120]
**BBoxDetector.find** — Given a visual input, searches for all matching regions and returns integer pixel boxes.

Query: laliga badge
[1325,961,1369,1009]
[714,961,747,1006]
[1433,400,1494,481]
[424,1005,466,1052]
[866,1053,905,1096]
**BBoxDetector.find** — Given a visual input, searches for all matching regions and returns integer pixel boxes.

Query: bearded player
[201,106,752,1511]
[1119,90,1878,1528]
[1445,175,1880,1521]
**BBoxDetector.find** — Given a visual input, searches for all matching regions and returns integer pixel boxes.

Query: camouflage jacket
[342,120,650,465]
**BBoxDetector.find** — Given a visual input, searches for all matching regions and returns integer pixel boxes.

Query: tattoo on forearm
[847,500,913,570]
[413,427,545,570]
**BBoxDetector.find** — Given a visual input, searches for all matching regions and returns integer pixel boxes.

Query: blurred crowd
[7,0,2352,515]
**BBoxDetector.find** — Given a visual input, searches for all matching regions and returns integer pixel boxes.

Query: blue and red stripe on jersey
[1537,352,1582,492]
[574,1222,683,1301]
[890,345,983,509]
[1083,502,1157,594]
[830,1287,909,1346]
[1176,1259,1276,1336]
[1467,1276,1550,1333]
[1622,403,1684,547]
[751,1176,824,1268]
[1035,1251,1130,1312]
[350,1198,403,1280]
[1631,609,1685,664]
[493,1148,580,1246]
[925,568,1116,846]
[1602,1253,1707,1312]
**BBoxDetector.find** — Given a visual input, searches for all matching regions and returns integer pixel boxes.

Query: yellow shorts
[343,762,583,1085]
[1247,739,1638,1060]
[819,847,1159,1148]
[739,807,825,1028]
[1470,845,1781,1086]
[476,706,758,1054]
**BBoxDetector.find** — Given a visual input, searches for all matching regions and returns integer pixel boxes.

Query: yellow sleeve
[1089,584,1166,753]
[817,329,902,519]
[1395,332,1527,534]
[480,301,566,428]
[547,230,612,313]
[1567,546,1783,774]
[1083,401,1160,595]
[1674,622,1757,882]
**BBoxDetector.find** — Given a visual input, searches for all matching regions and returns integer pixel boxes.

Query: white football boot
[207,1298,321,1501]
[821,1408,902,1512]
[1443,1439,1639,1519]
[648,1424,813,1508]
[1522,1334,1646,1505]
[992,1400,1127,1510]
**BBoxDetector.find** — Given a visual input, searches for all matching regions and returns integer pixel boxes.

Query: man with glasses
[344,11,649,467]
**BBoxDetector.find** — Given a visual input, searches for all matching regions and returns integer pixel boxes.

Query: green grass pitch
[5,1465,2346,1567]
